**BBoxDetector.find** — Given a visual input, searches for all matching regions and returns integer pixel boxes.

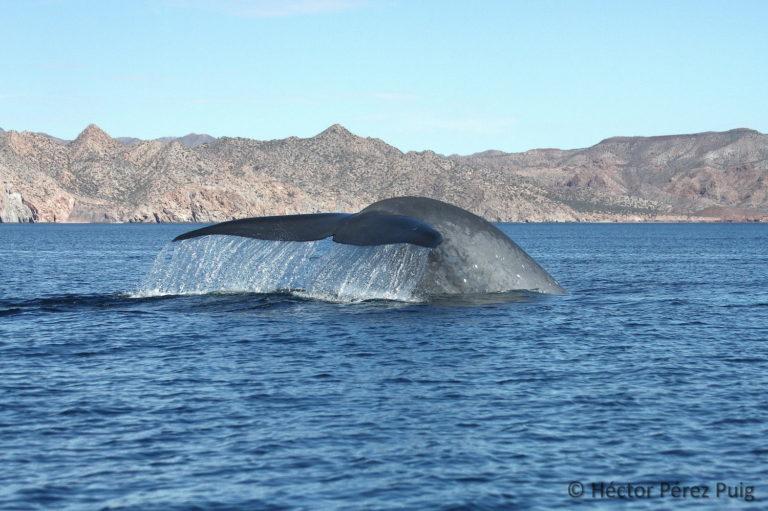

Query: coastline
[3,125,767,228]
[3,217,767,225]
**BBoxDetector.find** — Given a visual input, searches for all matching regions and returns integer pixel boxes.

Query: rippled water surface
[1,223,766,510]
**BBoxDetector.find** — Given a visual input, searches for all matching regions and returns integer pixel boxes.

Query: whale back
[361,197,564,295]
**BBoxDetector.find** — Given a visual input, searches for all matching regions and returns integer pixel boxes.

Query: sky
[1,0,766,154]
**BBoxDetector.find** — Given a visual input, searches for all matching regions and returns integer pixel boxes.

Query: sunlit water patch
[134,236,431,302]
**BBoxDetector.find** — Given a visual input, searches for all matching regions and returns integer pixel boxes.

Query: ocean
[1,223,766,510]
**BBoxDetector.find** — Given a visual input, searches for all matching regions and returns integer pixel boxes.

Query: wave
[0,293,143,316]
[133,236,431,303]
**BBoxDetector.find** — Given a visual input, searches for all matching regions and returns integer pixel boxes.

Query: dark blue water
[1,223,766,510]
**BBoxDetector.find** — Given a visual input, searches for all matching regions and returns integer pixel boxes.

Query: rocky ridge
[1,124,766,223]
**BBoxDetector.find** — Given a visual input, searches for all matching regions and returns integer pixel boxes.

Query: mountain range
[1,124,767,223]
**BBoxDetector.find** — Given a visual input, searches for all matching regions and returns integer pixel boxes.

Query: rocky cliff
[1,124,766,223]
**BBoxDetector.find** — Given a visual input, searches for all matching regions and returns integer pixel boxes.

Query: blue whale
[173,196,564,296]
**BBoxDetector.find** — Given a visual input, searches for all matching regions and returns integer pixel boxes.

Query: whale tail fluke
[173,213,348,243]
[173,211,443,248]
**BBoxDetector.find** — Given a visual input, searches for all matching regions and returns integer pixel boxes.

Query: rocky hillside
[1,124,767,223]
[455,128,768,221]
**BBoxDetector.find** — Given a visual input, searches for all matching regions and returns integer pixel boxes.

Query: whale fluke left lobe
[172,211,443,248]
[173,213,350,242]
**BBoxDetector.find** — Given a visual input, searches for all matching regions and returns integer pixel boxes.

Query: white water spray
[134,236,431,302]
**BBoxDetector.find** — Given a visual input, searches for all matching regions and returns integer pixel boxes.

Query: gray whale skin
[173,196,565,296]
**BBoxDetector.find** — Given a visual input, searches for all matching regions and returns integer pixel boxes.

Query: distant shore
[3,217,766,225]
[2,124,767,225]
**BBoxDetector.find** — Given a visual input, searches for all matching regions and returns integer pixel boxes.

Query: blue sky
[2,0,766,154]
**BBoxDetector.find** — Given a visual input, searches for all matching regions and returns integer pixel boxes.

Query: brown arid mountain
[1,123,767,223]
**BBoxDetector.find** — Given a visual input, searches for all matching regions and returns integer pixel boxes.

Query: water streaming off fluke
[135,236,431,301]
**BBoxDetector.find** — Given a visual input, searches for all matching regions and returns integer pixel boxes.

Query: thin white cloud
[349,112,516,134]
[411,115,517,135]
[367,92,419,102]
[181,91,418,107]
[171,0,366,17]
